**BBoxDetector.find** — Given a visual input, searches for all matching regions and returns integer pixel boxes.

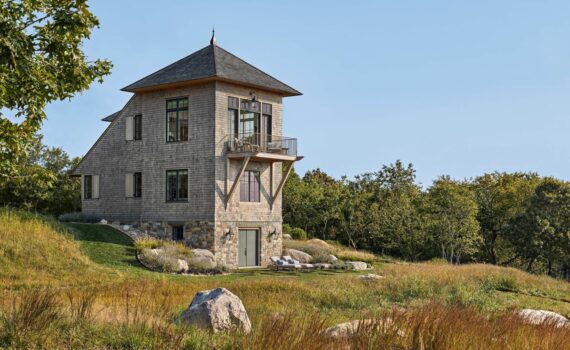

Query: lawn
[0,210,569,349]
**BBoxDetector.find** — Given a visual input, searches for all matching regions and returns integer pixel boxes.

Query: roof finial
[210,26,217,46]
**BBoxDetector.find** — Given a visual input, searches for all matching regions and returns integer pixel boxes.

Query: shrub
[282,224,292,237]
[290,227,307,240]
[58,212,101,223]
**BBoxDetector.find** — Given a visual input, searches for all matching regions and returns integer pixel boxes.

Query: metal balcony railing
[227,133,297,157]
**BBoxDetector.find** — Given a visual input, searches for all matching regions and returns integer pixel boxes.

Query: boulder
[517,309,569,328]
[359,273,383,281]
[177,259,189,273]
[282,233,293,240]
[346,261,368,270]
[180,288,251,333]
[329,255,338,262]
[189,249,217,269]
[315,263,332,269]
[100,219,108,224]
[286,249,313,263]
[307,238,330,249]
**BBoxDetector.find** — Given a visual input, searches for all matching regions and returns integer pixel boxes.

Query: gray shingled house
[73,34,302,268]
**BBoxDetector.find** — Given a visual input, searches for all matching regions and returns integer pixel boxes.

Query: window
[134,115,142,140]
[134,172,142,198]
[84,175,92,199]
[166,98,189,142]
[228,97,238,138]
[172,225,184,241]
[166,170,188,201]
[240,170,260,202]
[239,99,260,145]
[262,103,272,143]
[83,175,99,199]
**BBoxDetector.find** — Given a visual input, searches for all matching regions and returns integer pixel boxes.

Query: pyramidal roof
[121,40,301,96]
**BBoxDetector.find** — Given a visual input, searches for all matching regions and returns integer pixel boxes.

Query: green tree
[424,177,481,264]
[0,0,111,176]
[509,178,570,275]
[472,172,539,265]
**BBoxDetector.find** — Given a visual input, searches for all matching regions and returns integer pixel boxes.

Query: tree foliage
[0,0,111,176]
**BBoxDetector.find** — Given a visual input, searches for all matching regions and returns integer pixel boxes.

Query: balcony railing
[227,133,297,157]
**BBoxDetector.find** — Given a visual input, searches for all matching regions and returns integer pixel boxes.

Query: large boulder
[307,238,330,249]
[346,261,368,270]
[329,255,338,262]
[286,249,313,263]
[282,233,293,240]
[325,318,403,339]
[517,309,569,328]
[180,288,251,333]
[189,249,217,269]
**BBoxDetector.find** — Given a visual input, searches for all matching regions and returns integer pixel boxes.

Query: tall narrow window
[166,170,188,201]
[240,170,260,202]
[166,98,189,142]
[84,175,92,199]
[262,103,272,143]
[134,114,142,140]
[134,172,142,198]
[239,99,260,146]
[228,96,239,139]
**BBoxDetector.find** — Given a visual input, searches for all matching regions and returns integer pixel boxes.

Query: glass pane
[240,172,248,201]
[167,100,177,110]
[178,170,188,200]
[178,110,189,141]
[166,171,177,200]
[134,173,142,197]
[253,172,260,202]
[178,98,188,109]
[84,175,92,199]
[167,112,177,141]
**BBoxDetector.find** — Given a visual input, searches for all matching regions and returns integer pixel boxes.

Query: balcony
[226,133,301,162]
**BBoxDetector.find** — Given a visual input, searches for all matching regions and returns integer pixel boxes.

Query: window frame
[133,172,142,198]
[165,169,189,202]
[166,97,189,142]
[240,170,261,202]
[84,175,92,200]
[133,114,142,140]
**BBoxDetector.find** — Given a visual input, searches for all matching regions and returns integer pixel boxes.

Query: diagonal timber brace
[272,160,295,204]
[225,156,251,208]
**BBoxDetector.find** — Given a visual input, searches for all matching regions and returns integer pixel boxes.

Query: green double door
[238,229,260,267]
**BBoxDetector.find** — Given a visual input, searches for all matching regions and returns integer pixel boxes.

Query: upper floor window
[228,97,238,139]
[166,169,188,201]
[134,115,142,140]
[166,98,189,142]
[240,170,260,202]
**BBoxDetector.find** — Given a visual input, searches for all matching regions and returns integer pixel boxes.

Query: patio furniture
[270,256,300,271]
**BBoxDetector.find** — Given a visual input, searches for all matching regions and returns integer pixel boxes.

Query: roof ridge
[121,45,212,91]
[214,45,301,95]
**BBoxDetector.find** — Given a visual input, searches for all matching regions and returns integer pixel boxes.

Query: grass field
[0,209,569,349]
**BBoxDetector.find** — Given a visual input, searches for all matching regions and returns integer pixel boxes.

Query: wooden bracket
[272,160,295,203]
[225,156,251,208]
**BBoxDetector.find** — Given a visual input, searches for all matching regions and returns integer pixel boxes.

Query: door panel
[238,229,260,267]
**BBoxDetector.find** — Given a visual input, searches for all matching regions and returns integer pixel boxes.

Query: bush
[290,227,307,240]
[58,212,101,223]
[282,224,292,237]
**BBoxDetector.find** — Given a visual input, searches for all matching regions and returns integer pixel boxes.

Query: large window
[134,172,142,198]
[240,170,260,202]
[228,97,272,147]
[84,175,92,199]
[166,170,188,201]
[134,114,142,140]
[166,98,189,142]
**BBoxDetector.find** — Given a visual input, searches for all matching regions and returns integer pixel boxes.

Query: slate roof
[121,44,301,96]
[101,110,121,122]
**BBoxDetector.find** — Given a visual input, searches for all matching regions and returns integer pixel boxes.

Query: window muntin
[240,170,260,202]
[228,97,272,146]
[166,98,189,142]
[84,175,92,199]
[134,172,142,198]
[166,170,188,201]
[134,115,142,140]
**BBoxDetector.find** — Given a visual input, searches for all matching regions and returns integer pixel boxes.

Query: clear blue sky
[41,0,570,186]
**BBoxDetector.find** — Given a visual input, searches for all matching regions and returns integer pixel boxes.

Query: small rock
[329,255,338,262]
[179,288,251,333]
[282,233,293,240]
[189,249,217,269]
[177,259,189,273]
[359,273,383,281]
[517,309,569,328]
[100,219,108,224]
[315,263,332,269]
[286,249,313,263]
[149,248,164,257]
[122,225,130,231]
[346,261,368,270]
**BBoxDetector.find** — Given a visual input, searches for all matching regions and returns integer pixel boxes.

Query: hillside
[0,209,569,349]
